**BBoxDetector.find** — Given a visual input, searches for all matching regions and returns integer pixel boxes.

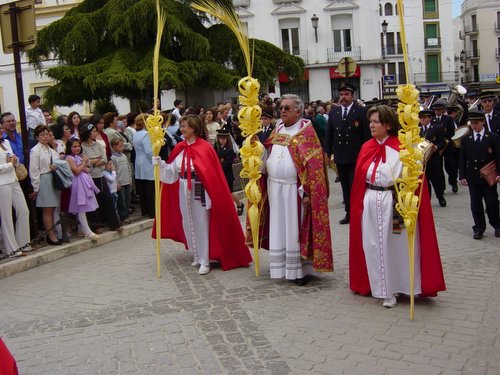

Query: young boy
[103,160,118,210]
[110,138,133,222]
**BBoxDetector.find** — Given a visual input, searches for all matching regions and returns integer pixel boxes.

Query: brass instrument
[448,84,467,124]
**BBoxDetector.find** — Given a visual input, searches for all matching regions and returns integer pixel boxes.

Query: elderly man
[261,94,333,285]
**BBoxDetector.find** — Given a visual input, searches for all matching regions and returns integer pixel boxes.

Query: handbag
[0,141,27,181]
[479,160,498,187]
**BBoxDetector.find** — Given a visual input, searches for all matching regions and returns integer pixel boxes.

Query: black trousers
[136,179,155,218]
[467,183,500,234]
[88,177,120,230]
[425,156,446,200]
[443,147,459,186]
[337,163,355,214]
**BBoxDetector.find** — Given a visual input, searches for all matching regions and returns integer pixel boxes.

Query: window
[398,61,406,84]
[379,4,382,16]
[279,18,300,55]
[387,62,396,76]
[386,32,395,55]
[384,3,393,16]
[471,15,477,31]
[471,39,478,57]
[331,15,353,52]
[423,0,438,19]
[472,64,479,82]
[396,32,403,54]
[424,22,440,47]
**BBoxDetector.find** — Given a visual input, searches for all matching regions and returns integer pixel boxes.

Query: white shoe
[383,295,397,308]
[198,265,210,275]
[85,232,99,241]
[191,261,200,267]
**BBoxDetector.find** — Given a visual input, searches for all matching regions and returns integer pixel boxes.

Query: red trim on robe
[0,338,19,375]
[152,138,252,271]
[349,136,446,297]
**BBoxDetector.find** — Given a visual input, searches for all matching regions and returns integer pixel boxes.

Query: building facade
[459,0,500,92]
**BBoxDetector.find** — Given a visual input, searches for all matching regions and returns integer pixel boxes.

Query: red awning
[329,66,361,79]
[278,69,309,83]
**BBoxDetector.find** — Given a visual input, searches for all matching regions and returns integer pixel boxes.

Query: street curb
[0,219,154,280]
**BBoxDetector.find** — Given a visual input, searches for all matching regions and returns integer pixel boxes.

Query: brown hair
[134,114,149,131]
[180,115,206,139]
[367,105,401,136]
[110,137,124,147]
[102,112,117,128]
[34,124,50,138]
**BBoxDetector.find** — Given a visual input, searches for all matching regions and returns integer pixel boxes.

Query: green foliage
[93,98,118,114]
[27,0,305,106]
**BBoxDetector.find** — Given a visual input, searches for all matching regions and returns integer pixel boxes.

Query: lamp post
[311,14,319,43]
[381,20,388,60]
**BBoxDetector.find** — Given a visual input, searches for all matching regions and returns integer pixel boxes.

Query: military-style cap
[339,83,356,93]
[465,91,478,98]
[467,108,486,120]
[261,110,273,119]
[419,109,434,117]
[479,91,496,100]
[446,104,461,112]
[216,125,231,136]
[430,98,447,109]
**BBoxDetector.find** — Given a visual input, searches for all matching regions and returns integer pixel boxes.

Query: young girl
[214,127,244,215]
[65,138,101,240]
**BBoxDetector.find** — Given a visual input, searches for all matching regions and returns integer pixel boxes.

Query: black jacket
[325,102,370,164]
[459,131,500,185]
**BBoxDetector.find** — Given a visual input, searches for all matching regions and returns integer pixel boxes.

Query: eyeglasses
[279,105,295,112]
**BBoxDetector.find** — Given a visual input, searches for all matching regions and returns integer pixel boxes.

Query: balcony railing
[385,45,403,56]
[464,25,479,34]
[466,50,480,59]
[413,71,459,85]
[326,46,361,63]
[290,49,308,64]
[425,37,441,49]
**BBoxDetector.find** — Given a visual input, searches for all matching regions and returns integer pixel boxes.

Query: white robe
[159,143,212,267]
[361,144,422,298]
[266,120,313,280]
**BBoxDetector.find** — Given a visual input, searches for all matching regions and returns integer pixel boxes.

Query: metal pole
[8,2,29,168]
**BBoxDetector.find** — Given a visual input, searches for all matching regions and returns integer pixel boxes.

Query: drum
[416,140,434,165]
[451,125,470,147]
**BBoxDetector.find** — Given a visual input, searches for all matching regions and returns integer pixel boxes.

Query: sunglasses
[279,105,295,112]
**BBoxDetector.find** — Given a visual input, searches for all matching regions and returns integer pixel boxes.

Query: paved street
[0,176,499,375]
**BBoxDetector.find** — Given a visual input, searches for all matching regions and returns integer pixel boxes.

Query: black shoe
[295,275,311,286]
[339,214,350,225]
[334,177,340,183]
[451,184,458,193]
[46,236,62,246]
[438,198,447,207]
[473,232,483,240]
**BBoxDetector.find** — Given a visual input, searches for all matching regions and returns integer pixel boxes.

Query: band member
[459,109,500,239]
[479,91,500,136]
[325,84,370,224]
[419,109,447,207]
[431,99,457,193]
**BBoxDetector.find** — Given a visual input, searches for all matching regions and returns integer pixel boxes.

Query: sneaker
[191,261,200,267]
[22,245,35,252]
[11,250,23,257]
[198,265,210,275]
[383,295,397,308]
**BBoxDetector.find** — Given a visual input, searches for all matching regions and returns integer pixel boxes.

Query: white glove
[152,156,161,166]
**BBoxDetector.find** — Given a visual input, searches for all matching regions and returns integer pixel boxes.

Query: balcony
[413,71,459,85]
[466,50,480,59]
[290,49,308,64]
[326,46,361,63]
[464,25,479,34]
[424,37,441,49]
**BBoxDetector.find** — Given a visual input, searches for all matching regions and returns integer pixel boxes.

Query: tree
[27,0,305,107]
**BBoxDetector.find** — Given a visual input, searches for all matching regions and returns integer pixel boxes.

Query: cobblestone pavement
[0,177,499,375]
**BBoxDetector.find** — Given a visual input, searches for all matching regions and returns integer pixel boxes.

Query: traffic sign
[337,57,357,78]
[383,74,395,84]
[0,0,36,54]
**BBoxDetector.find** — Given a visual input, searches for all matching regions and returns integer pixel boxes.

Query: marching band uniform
[459,109,500,239]
[479,92,500,136]
[325,84,370,224]
[431,99,458,193]
[419,109,447,207]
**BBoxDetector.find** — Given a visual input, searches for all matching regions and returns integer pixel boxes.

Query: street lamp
[311,14,319,43]
[381,20,388,60]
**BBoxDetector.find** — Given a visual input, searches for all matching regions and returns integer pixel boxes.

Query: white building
[458,0,500,92]
[0,0,457,120]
